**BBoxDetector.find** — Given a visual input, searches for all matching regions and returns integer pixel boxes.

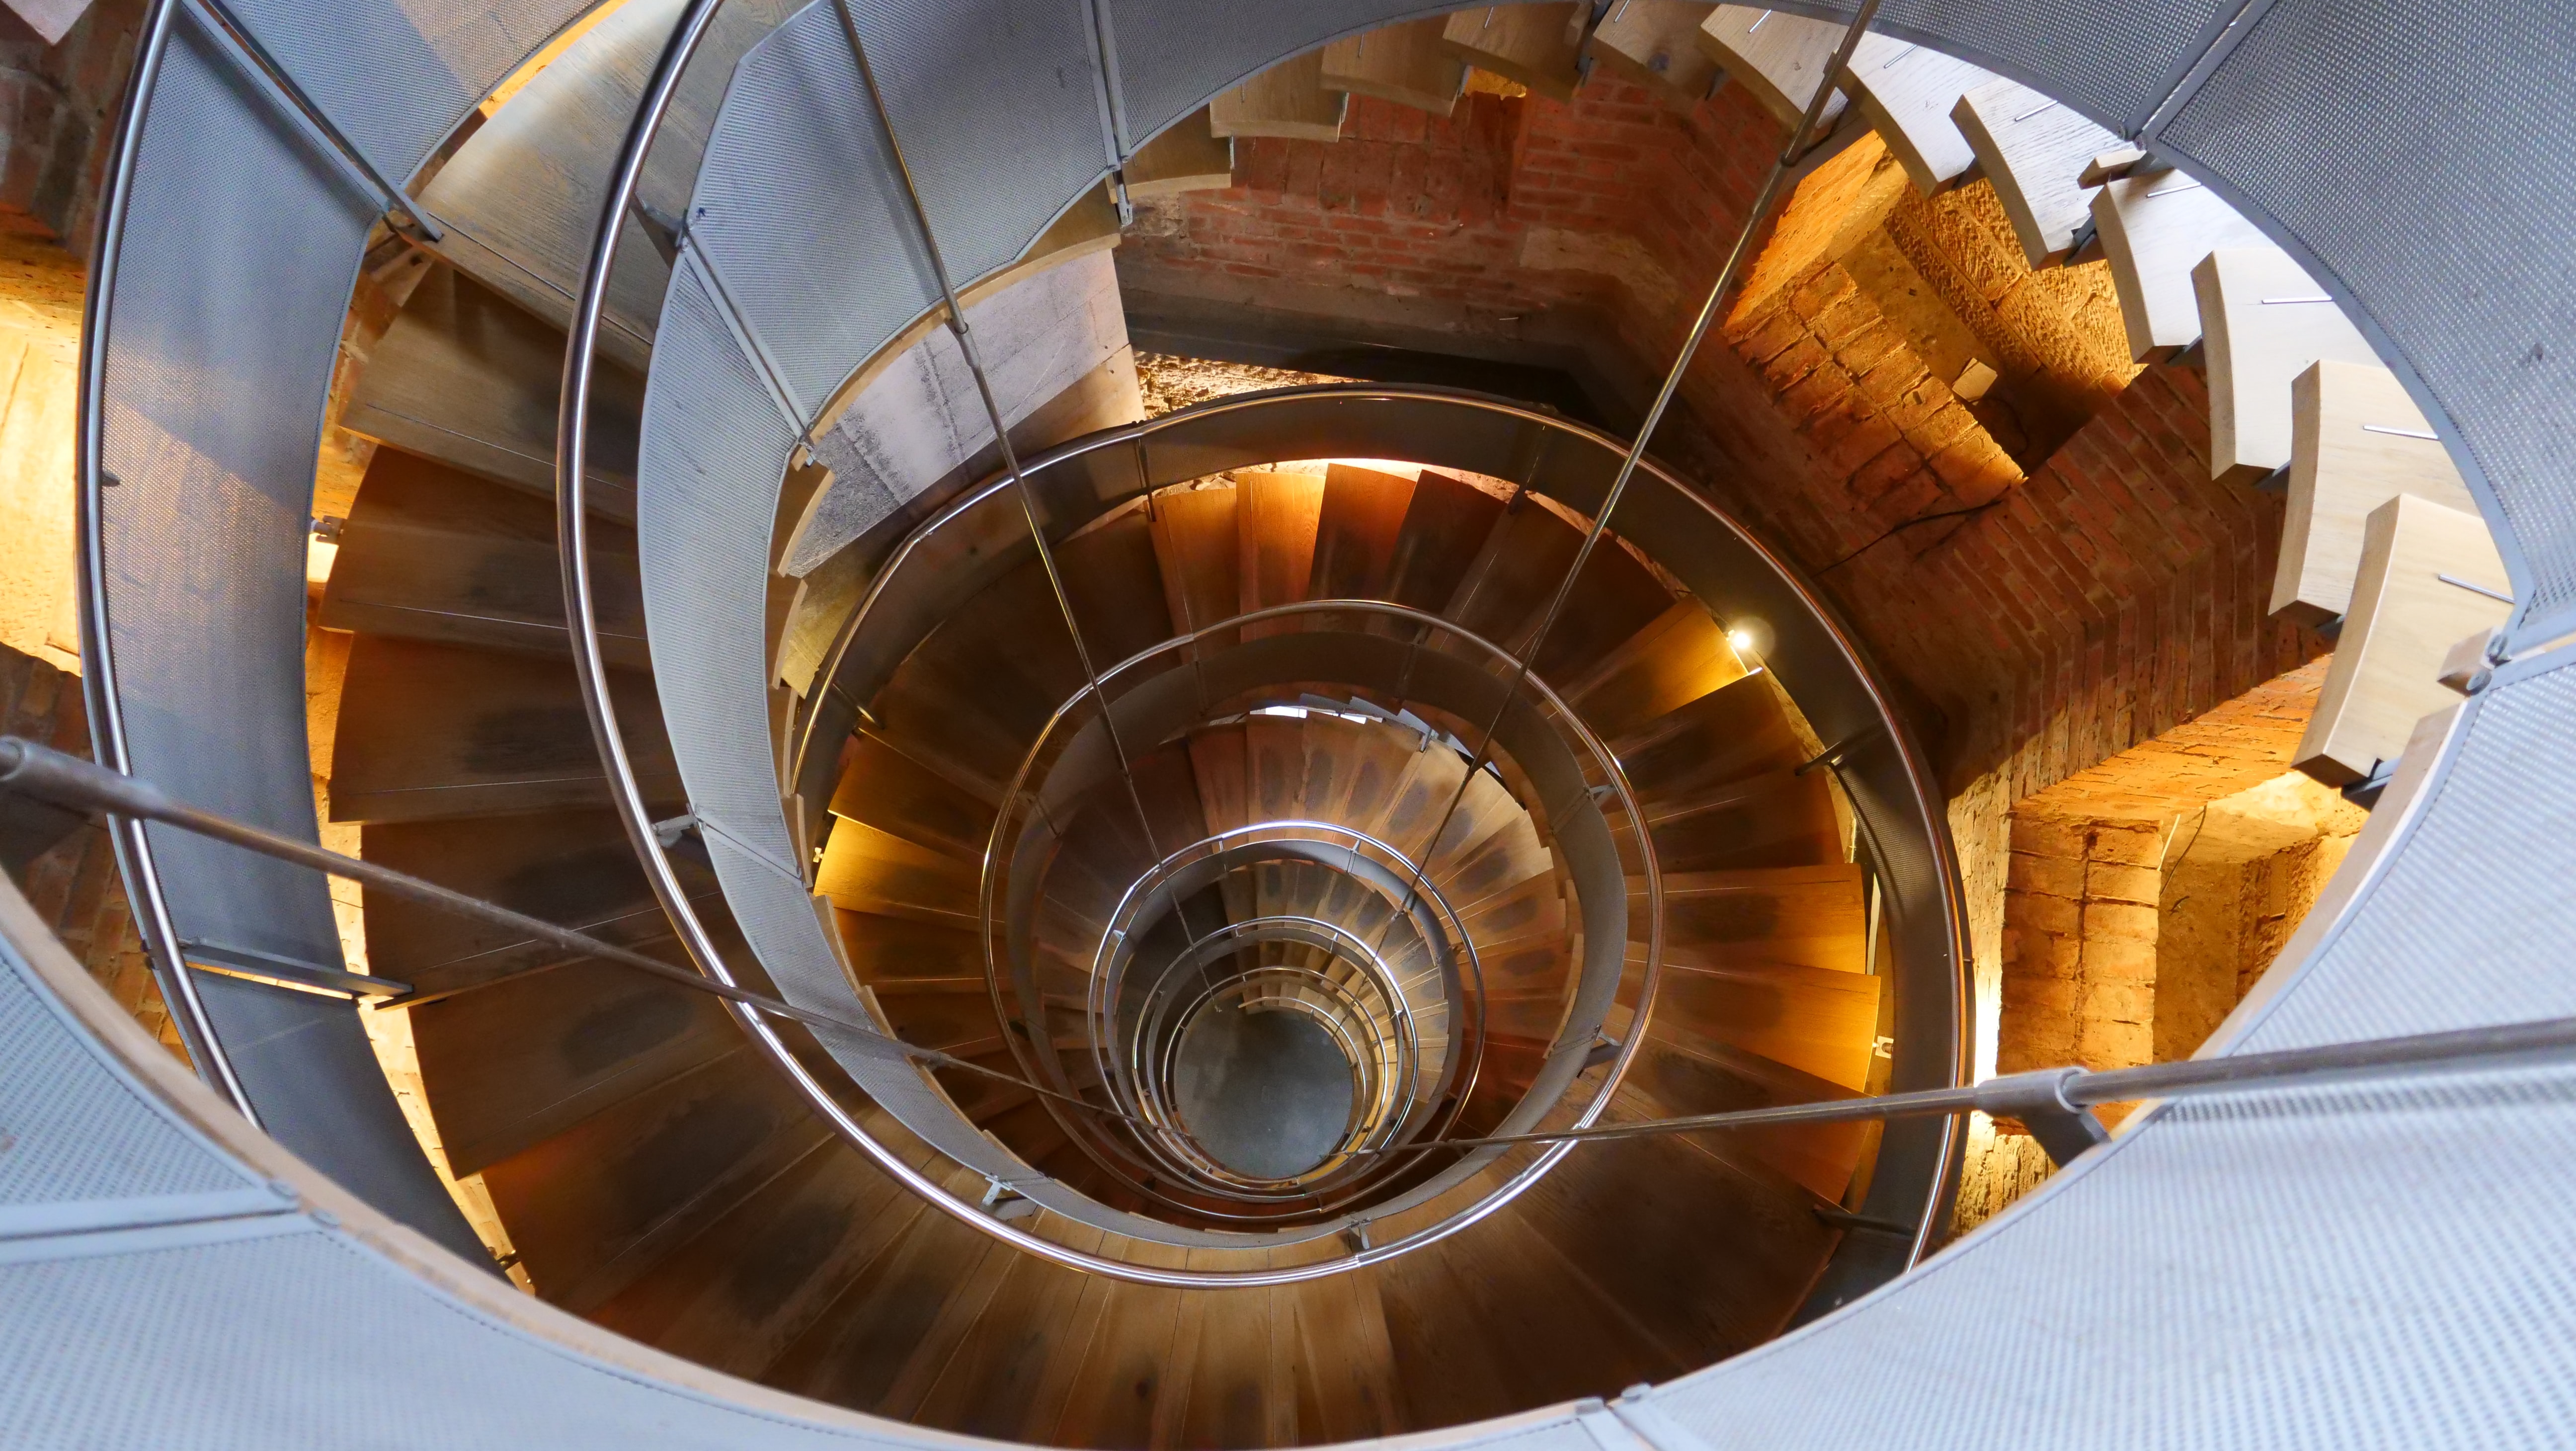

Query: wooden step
[2193,247,2381,484]
[477,1046,829,1313]
[321,448,647,667]
[1384,469,1509,614]
[1586,0,1721,109]
[1631,942,1879,1090]
[1617,1025,1867,1202]
[1443,4,1587,102]
[1839,34,1991,193]
[2295,492,2510,787]
[1123,108,1234,198]
[831,731,998,862]
[1511,1123,1834,1366]
[1950,79,2121,266]
[830,908,988,990]
[357,807,707,990]
[1323,19,1468,117]
[1639,862,1868,973]
[816,818,978,926]
[1307,461,1418,601]
[1209,51,1349,142]
[1238,469,1326,632]
[1606,670,1810,801]
[903,1219,1116,1440]
[1695,4,1850,134]
[328,635,679,822]
[2090,168,2271,361]
[406,954,737,1176]
[341,266,646,517]
[2274,359,2478,627]
[762,1162,1019,1415]
[585,1129,945,1382]
[1631,767,1844,874]
[1562,598,1749,741]
[410,0,679,370]
[1147,481,1242,635]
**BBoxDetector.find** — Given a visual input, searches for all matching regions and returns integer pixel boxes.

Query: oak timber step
[585,1121,949,1382]
[321,447,648,667]
[477,1044,831,1313]
[1443,4,1586,102]
[1696,4,1849,133]
[342,266,645,517]
[1122,108,1234,199]
[1322,18,1468,117]
[1840,34,1992,193]
[1586,0,1721,110]
[1951,79,2121,266]
[1617,1024,1869,1202]
[1209,51,1349,142]
[2193,247,2380,484]
[2295,492,2510,786]
[2091,168,2271,361]
[2273,359,2479,627]
[328,634,680,822]
[1625,767,1845,874]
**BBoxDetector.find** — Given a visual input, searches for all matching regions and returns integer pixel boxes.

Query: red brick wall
[1125,80,2327,796]
[0,0,145,251]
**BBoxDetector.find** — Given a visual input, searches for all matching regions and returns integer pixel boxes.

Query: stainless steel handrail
[74,0,247,1114]
[1010,818,1486,1225]
[971,598,1656,1226]
[1128,913,1418,1194]
[1084,820,1467,1148]
[554,0,1598,1287]
[563,0,1956,1285]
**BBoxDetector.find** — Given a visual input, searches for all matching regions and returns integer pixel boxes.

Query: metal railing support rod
[183,0,444,239]
[1378,0,1883,954]
[0,736,1133,1123]
[1359,1012,2576,1157]
[826,0,1164,861]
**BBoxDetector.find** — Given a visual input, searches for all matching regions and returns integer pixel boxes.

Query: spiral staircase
[7,0,2576,1448]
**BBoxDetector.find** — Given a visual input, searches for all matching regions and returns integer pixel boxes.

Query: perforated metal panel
[218,0,597,180]
[1769,0,2234,133]
[1101,0,1447,148]
[2153,0,2576,644]
[635,254,804,873]
[686,4,945,417]
[95,21,483,1260]
[0,941,263,1219]
[841,0,1113,284]
[1638,647,2576,1449]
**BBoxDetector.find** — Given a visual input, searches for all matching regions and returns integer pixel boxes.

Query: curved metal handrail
[1084,820,1474,1159]
[971,598,1652,1226]
[73,0,248,1113]
[561,0,1959,1288]
[1000,817,1486,1225]
[554,0,1626,1288]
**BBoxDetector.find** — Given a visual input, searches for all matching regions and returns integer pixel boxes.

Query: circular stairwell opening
[1170,996,1359,1179]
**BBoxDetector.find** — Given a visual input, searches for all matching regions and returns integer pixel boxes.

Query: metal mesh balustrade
[837,0,1117,285]
[89,8,482,1257]
[2153,0,2576,646]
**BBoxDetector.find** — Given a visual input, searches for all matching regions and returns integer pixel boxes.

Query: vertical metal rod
[1380,0,1884,931]
[184,0,445,240]
[827,0,1164,863]
[73,0,252,1115]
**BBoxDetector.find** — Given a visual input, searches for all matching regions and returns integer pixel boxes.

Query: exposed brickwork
[0,638,186,1057]
[1127,81,2325,807]
[0,0,143,252]
[2000,812,2165,1083]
